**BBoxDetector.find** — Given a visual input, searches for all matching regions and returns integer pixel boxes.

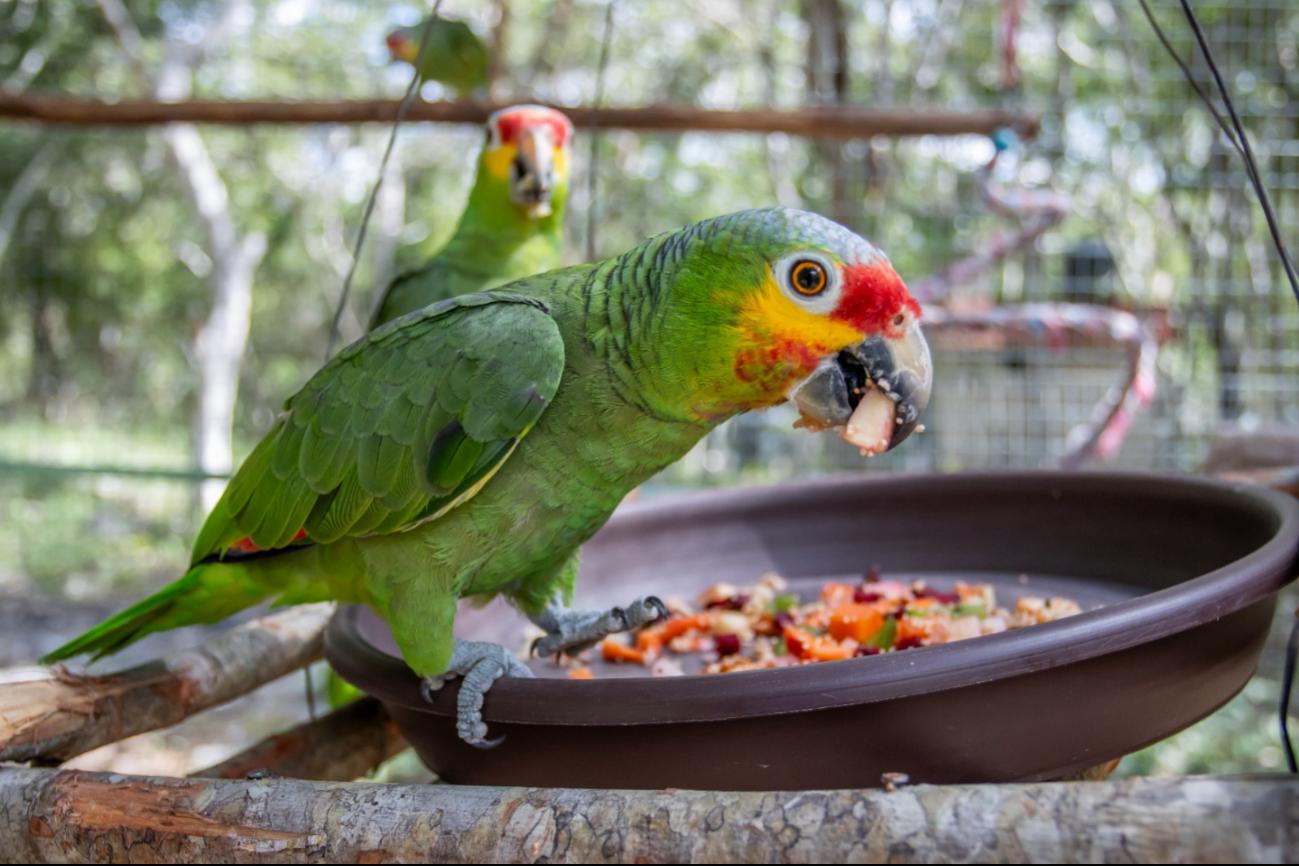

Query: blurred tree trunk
[96,0,264,509]
[802,0,850,227]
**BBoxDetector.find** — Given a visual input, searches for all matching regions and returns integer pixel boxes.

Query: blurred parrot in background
[42,208,932,747]
[386,16,489,99]
[369,105,574,329]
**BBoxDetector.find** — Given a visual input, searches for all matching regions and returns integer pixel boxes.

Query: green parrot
[386,16,489,99]
[41,208,932,747]
[370,105,574,329]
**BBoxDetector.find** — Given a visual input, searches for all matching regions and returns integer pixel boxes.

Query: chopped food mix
[589,568,1083,677]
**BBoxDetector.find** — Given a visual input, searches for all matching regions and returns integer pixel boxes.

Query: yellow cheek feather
[738,271,862,359]
[724,270,864,401]
[483,143,517,180]
[553,146,568,180]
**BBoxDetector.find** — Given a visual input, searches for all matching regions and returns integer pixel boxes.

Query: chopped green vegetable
[954,602,987,617]
[769,594,799,613]
[869,615,897,649]
[774,637,787,655]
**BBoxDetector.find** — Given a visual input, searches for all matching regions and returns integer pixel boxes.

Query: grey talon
[527,594,667,659]
[421,638,534,747]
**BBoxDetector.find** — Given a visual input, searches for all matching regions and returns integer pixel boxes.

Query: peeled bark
[0,769,1294,863]
[0,604,329,765]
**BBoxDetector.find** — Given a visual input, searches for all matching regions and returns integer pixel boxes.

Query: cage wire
[2,0,1299,580]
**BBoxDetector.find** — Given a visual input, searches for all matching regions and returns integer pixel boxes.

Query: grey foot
[420,639,534,748]
[529,595,668,659]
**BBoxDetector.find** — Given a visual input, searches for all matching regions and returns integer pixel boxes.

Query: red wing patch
[228,528,309,555]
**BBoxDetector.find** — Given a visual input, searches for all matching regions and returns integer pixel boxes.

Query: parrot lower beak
[788,323,932,454]
[509,126,556,218]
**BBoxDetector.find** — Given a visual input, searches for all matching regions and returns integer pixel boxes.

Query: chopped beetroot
[915,587,960,605]
[854,646,882,656]
[773,610,794,629]
[853,590,882,603]
[704,593,749,610]
[862,565,882,583]
[715,633,741,656]
[894,637,925,651]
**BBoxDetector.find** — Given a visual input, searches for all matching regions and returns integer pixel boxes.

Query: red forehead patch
[493,108,573,148]
[831,263,921,333]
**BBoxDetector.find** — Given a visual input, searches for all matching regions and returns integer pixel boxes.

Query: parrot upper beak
[788,322,932,454]
[509,126,557,218]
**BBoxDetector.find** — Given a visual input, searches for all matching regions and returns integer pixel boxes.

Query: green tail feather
[40,554,317,665]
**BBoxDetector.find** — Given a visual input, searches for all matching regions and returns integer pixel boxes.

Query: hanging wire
[1158,0,1299,307]
[1134,0,1243,158]
[584,0,617,263]
[1138,0,1299,773]
[1283,612,1299,773]
[325,1,446,360]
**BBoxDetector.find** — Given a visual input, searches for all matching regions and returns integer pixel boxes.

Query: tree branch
[0,604,330,765]
[0,769,1294,863]
[0,91,1041,139]
[0,139,65,269]
[94,0,151,89]
[191,697,407,782]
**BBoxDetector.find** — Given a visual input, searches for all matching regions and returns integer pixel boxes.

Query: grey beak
[789,323,932,451]
[509,126,555,216]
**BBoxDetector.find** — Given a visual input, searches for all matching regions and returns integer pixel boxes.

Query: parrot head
[479,105,574,220]
[655,209,931,454]
[386,29,419,65]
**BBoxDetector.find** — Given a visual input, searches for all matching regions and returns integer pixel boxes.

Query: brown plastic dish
[326,472,1299,790]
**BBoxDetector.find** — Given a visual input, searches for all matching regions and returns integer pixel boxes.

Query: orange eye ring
[791,260,828,296]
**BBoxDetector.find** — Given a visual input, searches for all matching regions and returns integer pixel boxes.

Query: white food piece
[839,388,896,455]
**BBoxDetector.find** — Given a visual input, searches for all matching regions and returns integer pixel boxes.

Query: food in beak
[841,387,896,455]
[788,325,932,455]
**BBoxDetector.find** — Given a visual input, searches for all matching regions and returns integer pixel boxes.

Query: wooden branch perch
[0,92,1039,138]
[0,769,1294,863]
[0,604,330,765]
[192,697,407,782]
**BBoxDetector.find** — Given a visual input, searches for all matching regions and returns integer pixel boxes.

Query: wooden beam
[0,769,1293,863]
[191,697,407,782]
[0,92,1039,138]
[0,604,330,764]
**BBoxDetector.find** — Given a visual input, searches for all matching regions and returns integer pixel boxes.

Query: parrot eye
[791,261,827,296]
[775,252,841,314]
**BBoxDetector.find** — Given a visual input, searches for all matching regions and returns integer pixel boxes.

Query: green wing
[191,292,564,564]
[369,259,481,329]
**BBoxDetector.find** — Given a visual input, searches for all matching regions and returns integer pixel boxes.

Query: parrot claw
[529,595,669,659]
[420,639,534,748]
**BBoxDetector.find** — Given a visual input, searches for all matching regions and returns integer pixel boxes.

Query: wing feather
[190,293,564,564]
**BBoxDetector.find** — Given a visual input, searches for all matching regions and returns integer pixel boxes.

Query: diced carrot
[908,597,937,610]
[828,603,885,644]
[895,616,931,644]
[636,612,719,653]
[782,624,854,662]
[567,667,594,680]
[601,638,645,664]
[820,582,856,607]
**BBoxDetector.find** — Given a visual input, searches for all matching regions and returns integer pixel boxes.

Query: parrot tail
[39,544,322,665]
